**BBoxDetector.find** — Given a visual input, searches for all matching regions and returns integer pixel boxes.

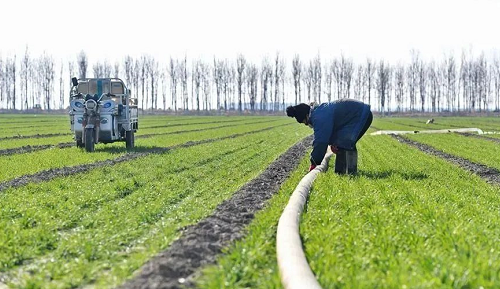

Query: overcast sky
[1,0,500,64]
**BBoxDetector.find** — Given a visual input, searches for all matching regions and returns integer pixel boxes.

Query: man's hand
[330,145,339,154]
[309,164,316,172]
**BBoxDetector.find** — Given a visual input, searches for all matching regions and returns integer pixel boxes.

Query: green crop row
[1,119,289,183]
[0,123,310,288]
[405,133,500,172]
[195,135,500,288]
[0,116,276,149]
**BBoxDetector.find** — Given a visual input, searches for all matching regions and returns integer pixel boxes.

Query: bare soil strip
[0,133,70,141]
[392,135,500,185]
[118,135,313,289]
[0,143,73,156]
[0,124,291,193]
[457,132,500,144]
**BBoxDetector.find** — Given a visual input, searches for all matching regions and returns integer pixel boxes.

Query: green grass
[1,119,288,183]
[0,121,311,288]
[195,135,500,288]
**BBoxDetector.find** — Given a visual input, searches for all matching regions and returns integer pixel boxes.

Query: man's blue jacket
[309,99,371,165]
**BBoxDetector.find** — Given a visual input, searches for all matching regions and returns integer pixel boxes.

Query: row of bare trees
[1,48,500,113]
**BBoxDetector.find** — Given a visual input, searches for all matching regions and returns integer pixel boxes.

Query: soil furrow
[0,133,70,141]
[392,134,500,185]
[457,132,500,144]
[118,134,313,289]
[0,124,292,192]
[0,143,73,156]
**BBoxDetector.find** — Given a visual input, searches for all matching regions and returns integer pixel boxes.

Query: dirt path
[392,135,500,185]
[117,135,312,289]
[0,124,291,193]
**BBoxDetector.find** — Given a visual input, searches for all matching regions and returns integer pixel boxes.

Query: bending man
[286,99,373,173]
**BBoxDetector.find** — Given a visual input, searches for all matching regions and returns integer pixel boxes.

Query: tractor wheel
[126,130,135,150]
[85,128,95,152]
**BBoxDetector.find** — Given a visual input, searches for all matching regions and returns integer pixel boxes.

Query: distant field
[1,114,500,288]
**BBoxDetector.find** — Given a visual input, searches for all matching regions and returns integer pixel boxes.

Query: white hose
[276,151,333,289]
[370,127,484,135]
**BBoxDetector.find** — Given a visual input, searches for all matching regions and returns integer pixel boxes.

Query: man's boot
[335,149,347,174]
[346,150,358,175]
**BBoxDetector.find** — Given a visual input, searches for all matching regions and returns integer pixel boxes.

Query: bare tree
[193,59,203,111]
[258,58,270,111]
[418,60,427,112]
[103,60,112,78]
[6,56,17,109]
[114,61,120,78]
[202,63,211,111]
[93,62,104,78]
[274,53,285,110]
[394,64,405,112]
[353,64,365,102]
[213,58,224,110]
[493,55,500,111]
[179,56,188,110]
[292,55,303,105]
[340,55,353,98]
[0,56,4,108]
[365,58,375,105]
[77,50,88,79]
[146,56,159,110]
[444,53,457,111]
[40,53,55,110]
[139,55,147,110]
[312,54,322,102]
[324,61,334,102]
[21,46,30,110]
[59,60,65,109]
[236,54,246,112]
[169,57,178,111]
[407,50,420,111]
[376,60,390,115]
[246,64,258,111]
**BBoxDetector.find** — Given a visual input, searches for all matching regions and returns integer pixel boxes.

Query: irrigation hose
[276,150,333,289]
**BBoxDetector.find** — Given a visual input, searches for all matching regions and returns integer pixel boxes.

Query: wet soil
[392,134,500,185]
[0,124,290,193]
[118,135,312,289]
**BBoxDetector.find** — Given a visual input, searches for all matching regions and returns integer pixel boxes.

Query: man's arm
[310,141,328,166]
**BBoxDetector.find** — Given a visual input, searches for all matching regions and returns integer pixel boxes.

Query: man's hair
[286,103,310,123]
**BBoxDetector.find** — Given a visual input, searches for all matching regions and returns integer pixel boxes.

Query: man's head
[286,103,311,126]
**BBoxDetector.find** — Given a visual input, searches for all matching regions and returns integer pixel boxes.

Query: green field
[1,113,500,288]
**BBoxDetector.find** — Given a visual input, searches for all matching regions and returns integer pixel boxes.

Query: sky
[1,0,500,65]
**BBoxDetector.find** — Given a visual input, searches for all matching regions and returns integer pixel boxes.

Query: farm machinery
[69,77,138,152]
